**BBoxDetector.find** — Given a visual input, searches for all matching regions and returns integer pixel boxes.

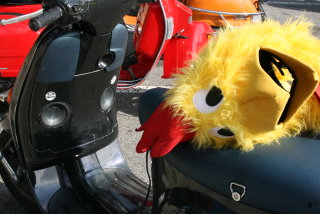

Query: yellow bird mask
[165,19,320,151]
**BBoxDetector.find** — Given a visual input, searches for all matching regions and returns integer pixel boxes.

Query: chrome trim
[189,6,262,16]
[74,69,103,77]
[0,152,18,182]
[125,24,135,32]
[189,6,263,25]
[117,78,143,83]
[116,78,144,89]
[218,13,227,24]
[0,90,9,102]
[0,9,43,26]
[164,17,174,40]
[0,68,8,70]
[98,60,108,69]
[45,91,56,101]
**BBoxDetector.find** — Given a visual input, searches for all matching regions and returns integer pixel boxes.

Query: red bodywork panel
[163,21,213,78]
[134,3,165,59]
[119,2,165,81]
[119,0,211,84]
[134,0,192,59]
[0,5,42,77]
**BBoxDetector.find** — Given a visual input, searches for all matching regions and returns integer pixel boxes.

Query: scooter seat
[138,88,320,214]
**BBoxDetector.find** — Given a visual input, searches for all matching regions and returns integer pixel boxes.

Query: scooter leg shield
[9,24,128,170]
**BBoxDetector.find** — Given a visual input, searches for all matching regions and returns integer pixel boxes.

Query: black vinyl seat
[138,88,320,214]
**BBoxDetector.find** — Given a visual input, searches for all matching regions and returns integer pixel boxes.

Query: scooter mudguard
[9,24,128,169]
[163,21,213,78]
[139,88,320,214]
[0,4,42,77]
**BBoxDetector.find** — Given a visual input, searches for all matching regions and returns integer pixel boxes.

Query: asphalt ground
[1,1,320,213]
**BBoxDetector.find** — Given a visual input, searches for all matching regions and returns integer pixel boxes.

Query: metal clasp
[230,182,246,202]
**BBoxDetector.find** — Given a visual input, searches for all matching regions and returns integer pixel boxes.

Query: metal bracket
[230,182,246,201]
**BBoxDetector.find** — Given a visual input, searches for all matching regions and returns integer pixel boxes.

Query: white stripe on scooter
[267,1,320,6]
[116,86,172,93]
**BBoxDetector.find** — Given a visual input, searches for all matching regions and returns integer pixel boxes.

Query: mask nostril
[209,127,234,138]
[217,128,234,137]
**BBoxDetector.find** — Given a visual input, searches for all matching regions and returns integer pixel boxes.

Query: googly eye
[193,86,224,114]
[209,127,234,138]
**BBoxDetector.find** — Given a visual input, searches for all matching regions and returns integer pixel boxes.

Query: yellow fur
[165,19,320,151]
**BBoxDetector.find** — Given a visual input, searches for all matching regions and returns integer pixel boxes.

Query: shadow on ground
[116,93,141,117]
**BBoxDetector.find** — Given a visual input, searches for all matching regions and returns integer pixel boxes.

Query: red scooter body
[163,21,213,78]
[118,0,213,88]
[0,5,42,77]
